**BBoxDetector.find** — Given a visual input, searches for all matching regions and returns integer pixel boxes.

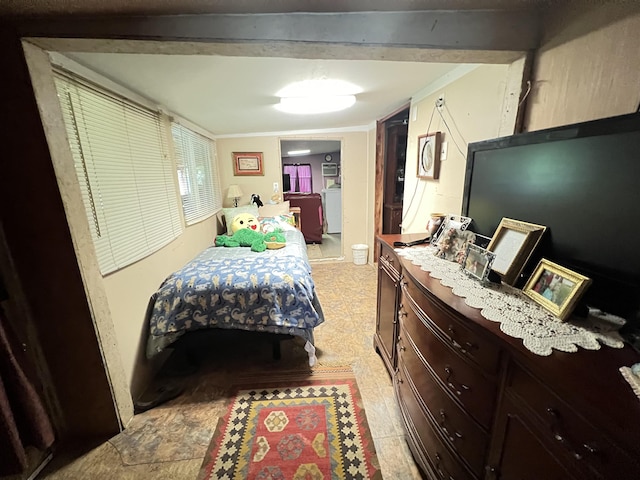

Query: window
[284,164,313,192]
[171,123,222,224]
[55,73,183,275]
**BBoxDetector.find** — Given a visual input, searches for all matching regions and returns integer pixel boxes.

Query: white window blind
[55,73,183,275]
[171,123,222,224]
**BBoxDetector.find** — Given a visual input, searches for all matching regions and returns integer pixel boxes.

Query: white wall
[401,65,510,233]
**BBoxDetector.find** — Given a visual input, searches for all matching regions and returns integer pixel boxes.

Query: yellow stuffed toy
[229,212,261,234]
[215,213,285,252]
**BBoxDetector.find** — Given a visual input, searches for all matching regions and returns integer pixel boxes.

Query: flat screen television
[462,112,640,323]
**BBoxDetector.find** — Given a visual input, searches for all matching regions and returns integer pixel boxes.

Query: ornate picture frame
[431,214,472,247]
[461,244,496,283]
[233,152,264,176]
[523,259,592,321]
[487,218,547,286]
[417,131,442,179]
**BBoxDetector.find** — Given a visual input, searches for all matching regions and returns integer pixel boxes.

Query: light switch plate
[441,142,448,160]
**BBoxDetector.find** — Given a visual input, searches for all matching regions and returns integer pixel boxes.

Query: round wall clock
[325,154,333,162]
[416,132,442,180]
[421,140,434,172]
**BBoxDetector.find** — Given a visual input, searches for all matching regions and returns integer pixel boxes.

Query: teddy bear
[215,213,286,252]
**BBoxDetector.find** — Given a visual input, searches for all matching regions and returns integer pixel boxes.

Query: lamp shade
[227,184,243,207]
[227,184,243,199]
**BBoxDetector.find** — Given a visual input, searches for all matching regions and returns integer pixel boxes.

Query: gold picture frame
[417,131,442,179]
[487,218,547,286]
[233,152,264,176]
[523,259,592,321]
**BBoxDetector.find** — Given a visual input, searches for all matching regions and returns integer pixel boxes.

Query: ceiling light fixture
[276,95,356,115]
[287,149,311,155]
[275,79,360,115]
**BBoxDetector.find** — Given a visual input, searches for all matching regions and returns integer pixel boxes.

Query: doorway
[280,139,343,260]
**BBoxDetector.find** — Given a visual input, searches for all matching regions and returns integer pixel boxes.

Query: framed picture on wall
[233,152,264,176]
[417,131,442,179]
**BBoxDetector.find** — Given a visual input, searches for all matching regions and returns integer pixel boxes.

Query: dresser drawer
[378,241,400,277]
[403,277,500,374]
[396,363,477,480]
[398,328,489,477]
[400,304,497,429]
[507,364,639,479]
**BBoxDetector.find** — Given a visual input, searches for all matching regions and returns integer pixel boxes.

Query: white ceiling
[64,52,464,136]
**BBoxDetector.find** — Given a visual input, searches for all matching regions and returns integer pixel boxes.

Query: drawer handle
[444,366,470,396]
[434,452,454,480]
[485,465,498,480]
[439,409,463,443]
[546,408,598,460]
[398,309,407,318]
[447,325,478,354]
[397,336,406,352]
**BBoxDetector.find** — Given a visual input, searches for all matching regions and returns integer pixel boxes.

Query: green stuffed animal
[215,212,286,252]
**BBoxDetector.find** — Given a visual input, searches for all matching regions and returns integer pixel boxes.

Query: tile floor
[37,261,422,479]
[306,233,342,261]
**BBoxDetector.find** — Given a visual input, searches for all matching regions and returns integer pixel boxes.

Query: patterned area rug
[197,370,382,479]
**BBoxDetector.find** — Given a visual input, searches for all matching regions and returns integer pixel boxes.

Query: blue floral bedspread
[145,229,325,358]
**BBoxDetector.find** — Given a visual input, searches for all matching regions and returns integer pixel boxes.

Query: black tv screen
[282,173,291,192]
[462,112,640,320]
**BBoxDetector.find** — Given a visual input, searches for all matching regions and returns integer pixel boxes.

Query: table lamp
[227,184,243,207]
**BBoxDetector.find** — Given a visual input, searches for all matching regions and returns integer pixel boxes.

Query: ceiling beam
[19,10,541,51]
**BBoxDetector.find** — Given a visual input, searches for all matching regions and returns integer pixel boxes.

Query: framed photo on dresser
[487,218,546,286]
[462,244,496,283]
[523,259,591,321]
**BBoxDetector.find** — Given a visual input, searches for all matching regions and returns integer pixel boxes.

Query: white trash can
[352,244,369,265]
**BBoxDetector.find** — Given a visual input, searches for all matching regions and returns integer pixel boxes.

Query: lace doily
[396,246,625,356]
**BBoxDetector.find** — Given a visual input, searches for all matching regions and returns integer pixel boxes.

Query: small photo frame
[434,228,476,264]
[431,214,472,247]
[462,244,496,283]
[233,152,264,176]
[417,131,442,179]
[523,259,592,321]
[487,218,547,286]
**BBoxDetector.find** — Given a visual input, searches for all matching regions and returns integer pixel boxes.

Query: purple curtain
[283,165,298,192]
[0,307,55,475]
[297,164,312,193]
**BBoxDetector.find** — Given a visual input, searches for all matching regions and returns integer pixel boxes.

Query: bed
[144,225,325,366]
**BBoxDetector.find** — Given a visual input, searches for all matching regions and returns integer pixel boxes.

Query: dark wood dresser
[374,234,640,480]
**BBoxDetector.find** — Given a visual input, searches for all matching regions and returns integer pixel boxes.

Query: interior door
[381,109,409,235]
